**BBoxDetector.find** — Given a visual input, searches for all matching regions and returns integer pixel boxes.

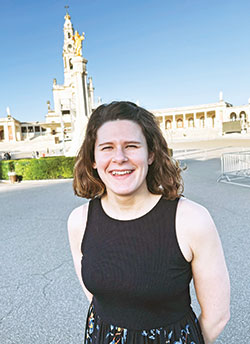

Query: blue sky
[1,0,250,122]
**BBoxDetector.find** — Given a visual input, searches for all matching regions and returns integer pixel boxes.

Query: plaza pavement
[0,151,250,343]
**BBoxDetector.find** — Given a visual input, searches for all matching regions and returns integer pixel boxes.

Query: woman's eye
[126,145,137,149]
[101,146,112,151]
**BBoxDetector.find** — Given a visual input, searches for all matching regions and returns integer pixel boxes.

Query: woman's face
[93,120,154,198]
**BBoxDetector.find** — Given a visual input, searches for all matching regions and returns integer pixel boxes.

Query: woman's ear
[148,152,154,165]
[92,161,97,169]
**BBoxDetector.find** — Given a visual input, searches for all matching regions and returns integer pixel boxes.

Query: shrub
[0,156,75,180]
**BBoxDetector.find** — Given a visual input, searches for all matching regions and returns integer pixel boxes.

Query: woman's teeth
[111,170,132,176]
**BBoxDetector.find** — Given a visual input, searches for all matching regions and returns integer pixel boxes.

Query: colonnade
[0,121,20,142]
[155,110,217,131]
[0,122,47,142]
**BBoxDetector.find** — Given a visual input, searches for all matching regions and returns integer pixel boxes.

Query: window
[240,112,247,122]
[35,126,40,132]
[28,126,34,133]
[177,119,183,128]
[69,58,73,70]
[166,120,172,129]
[200,116,205,128]
[21,127,27,133]
[188,118,194,128]
[62,110,70,115]
[230,112,237,121]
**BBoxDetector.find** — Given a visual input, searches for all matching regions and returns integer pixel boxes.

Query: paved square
[0,157,249,343]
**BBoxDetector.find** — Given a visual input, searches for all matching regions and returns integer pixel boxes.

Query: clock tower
[45,9,96,156]
[63,11,75,86]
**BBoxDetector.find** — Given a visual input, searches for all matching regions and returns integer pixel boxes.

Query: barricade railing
[217,151,250,183]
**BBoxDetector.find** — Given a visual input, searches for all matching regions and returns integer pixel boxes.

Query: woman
[68,101,230,344]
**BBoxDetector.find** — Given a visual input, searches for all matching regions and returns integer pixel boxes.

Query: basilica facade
[0,12,249,147]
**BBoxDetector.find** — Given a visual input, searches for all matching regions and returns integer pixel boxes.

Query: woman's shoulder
[176,197,218,261]
[177,197,217,242]
[67,201,90,238]
[177,197,210,218]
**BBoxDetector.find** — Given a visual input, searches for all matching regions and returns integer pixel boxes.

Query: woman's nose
[112,148,128,163]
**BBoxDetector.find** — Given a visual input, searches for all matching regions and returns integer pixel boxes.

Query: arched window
[177,119,183,128]
[239,111,247,122]
[230,112,237,121]
[200,116,205,128]
[166,120,172,129]
[0,128,5,141]
[188,118,194,128]
[69,58,73,70]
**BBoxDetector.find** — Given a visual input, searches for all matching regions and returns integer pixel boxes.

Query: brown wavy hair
[73,101,183,200]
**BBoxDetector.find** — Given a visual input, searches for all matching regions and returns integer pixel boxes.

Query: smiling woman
[73,101,182,200]
[92,120,154,199]
[68,101,230,344]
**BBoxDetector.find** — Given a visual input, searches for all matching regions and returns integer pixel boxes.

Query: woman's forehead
[96,120,145,142]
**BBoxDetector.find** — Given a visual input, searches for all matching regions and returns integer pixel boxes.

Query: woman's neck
[101,191,162,221]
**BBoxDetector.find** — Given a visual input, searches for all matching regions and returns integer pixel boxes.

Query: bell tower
[63,9,75,86]
[47,8,95,156]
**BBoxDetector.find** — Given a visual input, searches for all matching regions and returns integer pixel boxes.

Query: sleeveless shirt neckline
[98,195,163,222]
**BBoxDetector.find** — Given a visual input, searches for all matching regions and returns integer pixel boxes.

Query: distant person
[4,152,11,160]
[68,101,230,344]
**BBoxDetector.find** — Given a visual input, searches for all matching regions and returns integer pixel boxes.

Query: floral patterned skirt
[84,302,205,344]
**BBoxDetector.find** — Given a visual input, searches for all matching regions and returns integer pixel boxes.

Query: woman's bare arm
[67,202,93,303]
[177,199,230,344]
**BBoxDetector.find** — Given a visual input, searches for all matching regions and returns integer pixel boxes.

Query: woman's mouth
[110,170,133,176]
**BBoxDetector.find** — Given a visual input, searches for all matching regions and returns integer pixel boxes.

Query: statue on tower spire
[73,30,85,56]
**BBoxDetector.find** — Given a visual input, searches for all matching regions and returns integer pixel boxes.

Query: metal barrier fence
[217,151,250,184]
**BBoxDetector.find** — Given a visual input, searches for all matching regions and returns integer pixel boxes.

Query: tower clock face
[67,44,73,52]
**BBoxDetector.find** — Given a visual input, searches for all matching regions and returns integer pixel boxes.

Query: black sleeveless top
[81,196,193,330]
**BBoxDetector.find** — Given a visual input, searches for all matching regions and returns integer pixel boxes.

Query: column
[83,69,90,117]
[72,56,88,119]
[194,112,199,128]
[204,111,209,128]
[160,115,165,132]
[205,112,211,128]
[12,123,17,141]
[66,56,89,156]
[172,114,177,129]
[183,113,188,129]
[4,123,9,142]
[88,77,94,110]
[214,110,219,129]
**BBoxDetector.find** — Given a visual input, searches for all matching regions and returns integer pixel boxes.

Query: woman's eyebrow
[98,140,141,147]
[97,142,113,147]
[124,141,141,144]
